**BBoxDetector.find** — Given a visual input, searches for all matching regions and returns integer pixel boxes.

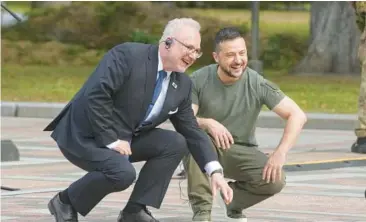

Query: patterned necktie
[143,70,167,121]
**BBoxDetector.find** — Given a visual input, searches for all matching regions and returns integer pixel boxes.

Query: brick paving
[1,117,366,222]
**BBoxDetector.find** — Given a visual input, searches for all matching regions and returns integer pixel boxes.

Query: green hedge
[2,40,104,66]
[261,33,308,71]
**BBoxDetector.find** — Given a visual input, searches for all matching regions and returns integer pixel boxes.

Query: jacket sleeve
[86,45,131,147]
[169,80,218,172]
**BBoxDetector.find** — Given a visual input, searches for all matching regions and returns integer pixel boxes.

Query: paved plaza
[1,117,366,221]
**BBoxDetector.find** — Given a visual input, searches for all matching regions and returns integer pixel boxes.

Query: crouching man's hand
[210,170,233,205]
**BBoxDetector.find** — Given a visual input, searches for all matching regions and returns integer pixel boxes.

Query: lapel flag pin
[172,82,177,89]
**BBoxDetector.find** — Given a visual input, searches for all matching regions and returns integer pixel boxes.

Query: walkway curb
[1,101,357,130]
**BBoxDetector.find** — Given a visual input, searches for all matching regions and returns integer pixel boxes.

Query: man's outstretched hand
[210,172,233,204]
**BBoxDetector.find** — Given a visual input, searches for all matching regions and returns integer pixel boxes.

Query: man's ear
[212,52,219,63]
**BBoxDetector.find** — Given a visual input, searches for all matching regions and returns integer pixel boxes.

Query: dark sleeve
[86,46,131,147]
[169,80,218,172]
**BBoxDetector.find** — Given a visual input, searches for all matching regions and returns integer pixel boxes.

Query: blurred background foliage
[2,1,308,70]
[1,1,359,114]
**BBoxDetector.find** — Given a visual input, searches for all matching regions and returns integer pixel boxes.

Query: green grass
[2,1,31,13]
[186,8,309,24]
[1,64,359,114]
[186,8,310,37]
[264,71,359,114]
[2,64,94,102]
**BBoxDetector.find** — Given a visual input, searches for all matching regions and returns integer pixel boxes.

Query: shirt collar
[158,51,172,77]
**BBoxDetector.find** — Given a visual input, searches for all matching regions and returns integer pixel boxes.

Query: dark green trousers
[183,139,286,214]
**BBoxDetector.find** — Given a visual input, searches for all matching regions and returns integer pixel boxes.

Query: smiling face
[163,26,202,73]
[213,37,248,79]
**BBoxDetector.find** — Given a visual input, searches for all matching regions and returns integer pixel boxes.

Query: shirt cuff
[204,161,223,175]
[106,140,119,149]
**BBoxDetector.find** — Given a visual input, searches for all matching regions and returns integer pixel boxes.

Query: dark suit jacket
[44,42,217,172]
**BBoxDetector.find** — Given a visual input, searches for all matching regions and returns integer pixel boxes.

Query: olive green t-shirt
[191,64,285,146]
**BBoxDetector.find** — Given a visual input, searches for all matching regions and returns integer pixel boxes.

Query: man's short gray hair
[160,18,201,42]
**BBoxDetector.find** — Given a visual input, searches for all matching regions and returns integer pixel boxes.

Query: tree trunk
[293,2,361,75]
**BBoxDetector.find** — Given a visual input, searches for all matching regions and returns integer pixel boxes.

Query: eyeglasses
[173,38,203,59]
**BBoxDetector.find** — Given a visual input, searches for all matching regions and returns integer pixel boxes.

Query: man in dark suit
[44,18,233,222]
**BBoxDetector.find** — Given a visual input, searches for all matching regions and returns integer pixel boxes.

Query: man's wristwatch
[210,168,224,177]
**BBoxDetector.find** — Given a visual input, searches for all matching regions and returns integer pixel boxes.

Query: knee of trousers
[108,164,136,192]
[168,132,189,157]
[266,173,286,195]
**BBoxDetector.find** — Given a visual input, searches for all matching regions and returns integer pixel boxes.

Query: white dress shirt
[106,52,222,175]
[144,52,172,122]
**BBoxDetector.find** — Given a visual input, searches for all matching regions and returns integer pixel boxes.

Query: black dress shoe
[117,208,159,222]
[48,193,78,222]
[351,137,366,154]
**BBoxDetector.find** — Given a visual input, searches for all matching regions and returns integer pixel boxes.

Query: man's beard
[220,64,246,78]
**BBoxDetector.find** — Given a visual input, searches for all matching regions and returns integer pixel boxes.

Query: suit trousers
[59,128,188,216]
[183,137,286,214]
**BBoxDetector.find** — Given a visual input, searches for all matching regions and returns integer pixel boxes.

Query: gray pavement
[1,117,366,222]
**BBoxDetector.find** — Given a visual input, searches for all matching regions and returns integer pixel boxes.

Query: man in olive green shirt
[184,27,307,221]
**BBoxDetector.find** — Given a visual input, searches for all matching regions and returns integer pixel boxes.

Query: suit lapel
[139,45,159,125]
[160,72,179,117]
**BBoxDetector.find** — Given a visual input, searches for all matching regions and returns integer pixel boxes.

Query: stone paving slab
[1,117,366,222]
[2,167,366,222]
